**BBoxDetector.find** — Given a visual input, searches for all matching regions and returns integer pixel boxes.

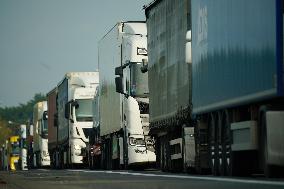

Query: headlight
[74,145,81,156]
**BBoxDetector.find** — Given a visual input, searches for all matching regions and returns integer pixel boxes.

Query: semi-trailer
[144,0,192,172]
[191,0,284,177]
[7,136,20,171]
[47,87,58,168]
[52,72,99,168]
[33,101,50,167]
[145,0,284,177]
[98,21,156,169]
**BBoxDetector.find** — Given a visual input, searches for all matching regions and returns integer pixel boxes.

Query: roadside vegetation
[0,93,46,146]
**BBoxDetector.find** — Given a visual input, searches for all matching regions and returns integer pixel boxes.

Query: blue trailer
[191,0,284,177]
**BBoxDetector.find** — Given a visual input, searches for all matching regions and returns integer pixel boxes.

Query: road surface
[0,169,284,189]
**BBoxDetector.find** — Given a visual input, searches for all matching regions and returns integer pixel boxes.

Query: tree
[0,117,12,147]
[0,93,46,125]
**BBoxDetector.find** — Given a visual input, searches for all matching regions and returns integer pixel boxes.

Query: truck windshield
[41,119,48,138]
[75,99,93,122]
[130,63,149,97]
[42,119,48,132]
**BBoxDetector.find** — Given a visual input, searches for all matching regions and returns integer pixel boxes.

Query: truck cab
[56,72,99,168]
[65,87,96,164]
[114,22,156,167]
[33,101,50,167]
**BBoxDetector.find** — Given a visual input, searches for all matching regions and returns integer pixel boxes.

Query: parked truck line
[33,101,50,167]
[144,0,284,177]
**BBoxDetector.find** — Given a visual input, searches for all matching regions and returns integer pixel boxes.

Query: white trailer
[33,101,50,167]
[55,72,99,168]
[99,21,156,169]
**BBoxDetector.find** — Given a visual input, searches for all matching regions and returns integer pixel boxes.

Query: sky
[0,0,152,107]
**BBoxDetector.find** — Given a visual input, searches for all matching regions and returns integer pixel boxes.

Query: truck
[98,21,156,169]
[191,0,284,177]
[33,101,50,167]
[54,72,99,168]
[145,0,284,177]
[47,87,58,168]
[144,0,192,172]
[7,136,20,171]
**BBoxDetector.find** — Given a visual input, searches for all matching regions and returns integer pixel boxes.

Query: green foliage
[0,93,46,125]
[0,118,12,147]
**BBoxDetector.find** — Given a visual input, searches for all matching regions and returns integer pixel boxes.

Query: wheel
[220,110,232,176]
[160,136,169,172]
[217,112,225,176]
[209,113,219,176]
[57,150,63,169]
[51,151,56,169]
[260,112,276,178]
[88,151,94,170]
[91,156,95,169]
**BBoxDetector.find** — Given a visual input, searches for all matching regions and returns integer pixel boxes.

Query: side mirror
[141,59,148,73]
[43,111,48,120]
[72,100,79,109]
[115,76,124,94]
[41,131,48,139]
[65,103,70,119]
[115,66,123,76]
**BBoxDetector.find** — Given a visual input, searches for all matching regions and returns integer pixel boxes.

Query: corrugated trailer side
[146,0,191,130]
[191,0,284,177]
[47,88,57,153]
[145,0,192,171]
[191,0,283,114]
[57,78,68,145]
[98,24,122,137]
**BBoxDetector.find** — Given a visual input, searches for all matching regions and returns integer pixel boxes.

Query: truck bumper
[128,146,156,165]
[70,138,87,164]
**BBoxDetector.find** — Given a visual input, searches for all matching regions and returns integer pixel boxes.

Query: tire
[88,152,93,170]
[209,113,219,176]
[217,112,224,176]
[221,110,232,176]
[160,136,167,172]
[260,113,275,178]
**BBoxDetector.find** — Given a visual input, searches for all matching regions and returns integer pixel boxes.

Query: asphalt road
[0,169,284,189]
